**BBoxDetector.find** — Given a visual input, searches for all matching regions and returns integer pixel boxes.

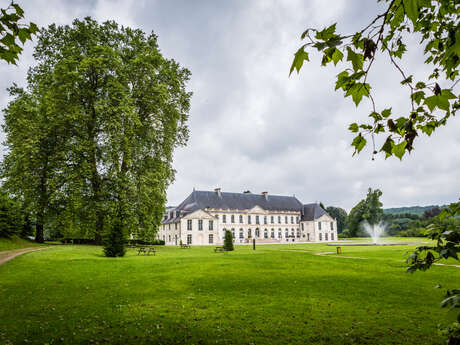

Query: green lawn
[0,235,44,251]
[0,240,458,344]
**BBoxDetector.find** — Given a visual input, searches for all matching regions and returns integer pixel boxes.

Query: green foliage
[384,205,446,216]
[407,200,460,343]
[326,206,348,233]
[0,1,38,64]
[291,1,460,159]
[347,188,383,237]
[1,18,191,244]
[0,190,23,237]
[103,212,126,257]
[223,229,234,251]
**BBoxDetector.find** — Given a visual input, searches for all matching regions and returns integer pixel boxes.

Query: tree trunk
[35,211,44,243]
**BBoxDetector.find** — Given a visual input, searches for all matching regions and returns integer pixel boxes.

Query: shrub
[223,230,234,251]
[126,239,165,246]
[103,216,126,257]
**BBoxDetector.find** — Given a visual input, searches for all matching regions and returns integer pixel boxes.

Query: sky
[0,0,458,211]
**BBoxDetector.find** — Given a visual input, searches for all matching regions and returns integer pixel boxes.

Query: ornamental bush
[223,230,234,251]
[103,215,126,257]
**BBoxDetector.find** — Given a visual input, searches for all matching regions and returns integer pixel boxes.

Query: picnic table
[137,246,156,256]
[214,246,228,252]
[180,243,191,249]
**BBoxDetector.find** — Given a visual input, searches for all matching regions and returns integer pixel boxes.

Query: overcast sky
[1,0,458,211]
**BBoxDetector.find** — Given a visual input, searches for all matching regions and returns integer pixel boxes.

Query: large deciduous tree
[2,18,191,250]
[326,206,348,233]
[346,188,383,237]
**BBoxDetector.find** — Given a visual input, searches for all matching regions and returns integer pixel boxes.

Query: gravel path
[0,247,51,266]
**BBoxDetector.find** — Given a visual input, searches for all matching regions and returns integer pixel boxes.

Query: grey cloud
[0,0,458,211]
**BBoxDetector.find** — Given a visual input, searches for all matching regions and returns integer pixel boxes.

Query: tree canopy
[346,188,383,237]
[326,206,348,233]
[1,18,192,248]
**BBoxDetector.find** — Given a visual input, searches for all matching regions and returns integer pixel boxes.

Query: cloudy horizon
[1,0,458,212]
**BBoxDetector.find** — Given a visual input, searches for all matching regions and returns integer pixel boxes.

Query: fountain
[362,220,385,244]
[327,220,427,246]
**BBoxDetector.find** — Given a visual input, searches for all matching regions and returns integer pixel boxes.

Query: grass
[0,235,44,251]
[0,238,459,344]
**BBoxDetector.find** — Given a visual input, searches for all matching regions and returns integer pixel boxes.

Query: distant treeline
[384,205,447,216]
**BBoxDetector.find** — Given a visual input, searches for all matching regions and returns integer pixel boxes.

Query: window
[330,222,334,230]
[307,233,310,241]
[168,224,171,230]
[163,235,165,241]
[319,233,322,241]
[264,229,268,238]
[285,229,288,238]
[278,216,281,223]
[239,215,243,223]
[239,229,244,239]
[301,223,304,231]
[278,229,282,238]
[215,214,219,220]
[187,234,192,244]
[271,229,275,238]
[187,219,192,230]
[175,223,178,230]
[318,222,322,230]
[271,216,274,224]
[248,215,251,224]
[169,235,171,242]
[296,216,299,224]
[331,233,334,241]
[209,234,214,244]
[291,229,295,237]
[291,216,294,224]
[209,220,213,230]
[263,216,267,224]
[231,228,235,239]
[296,229,300,238]
[223,215,226,223]
[198,219,203,231]
[256,215,260,224]
[255,228,260,238]
[248,228,252,238]
[325,233,328,241]
[285,216,288,223]
[231,214,235,223]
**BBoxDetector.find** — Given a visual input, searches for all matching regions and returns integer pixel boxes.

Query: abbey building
[157,188,337,246]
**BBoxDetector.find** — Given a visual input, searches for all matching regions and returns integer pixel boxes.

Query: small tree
[103,212,126,257]
[223,229,234,251]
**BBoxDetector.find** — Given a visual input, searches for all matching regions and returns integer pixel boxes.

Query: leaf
[381,108,392,118]
[403,0,419,26]
[331,48,344,65]
[351,135,366,155]
[380,136,394,158]
[289,47,309,76]
[345,83,370,106]
[411,91,425,105]
[346,47,363,72]
[392,140,407,160]
[348,123,359,133]
[335,71,349,91]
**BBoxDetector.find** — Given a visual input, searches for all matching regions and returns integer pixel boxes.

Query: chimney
[262,191,268,200]
[215,188,222,197]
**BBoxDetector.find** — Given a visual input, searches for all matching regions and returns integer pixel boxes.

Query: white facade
[157,190,338,246]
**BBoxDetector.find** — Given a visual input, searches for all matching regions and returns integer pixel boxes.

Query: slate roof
[162,190,332,224]
[301,203,328,221]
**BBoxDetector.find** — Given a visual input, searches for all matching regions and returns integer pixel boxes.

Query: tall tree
[1,84,67,243]
[6,18,191,246]
[346,188,383,237]
[326,206,348,233]
[0,1,38,64]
